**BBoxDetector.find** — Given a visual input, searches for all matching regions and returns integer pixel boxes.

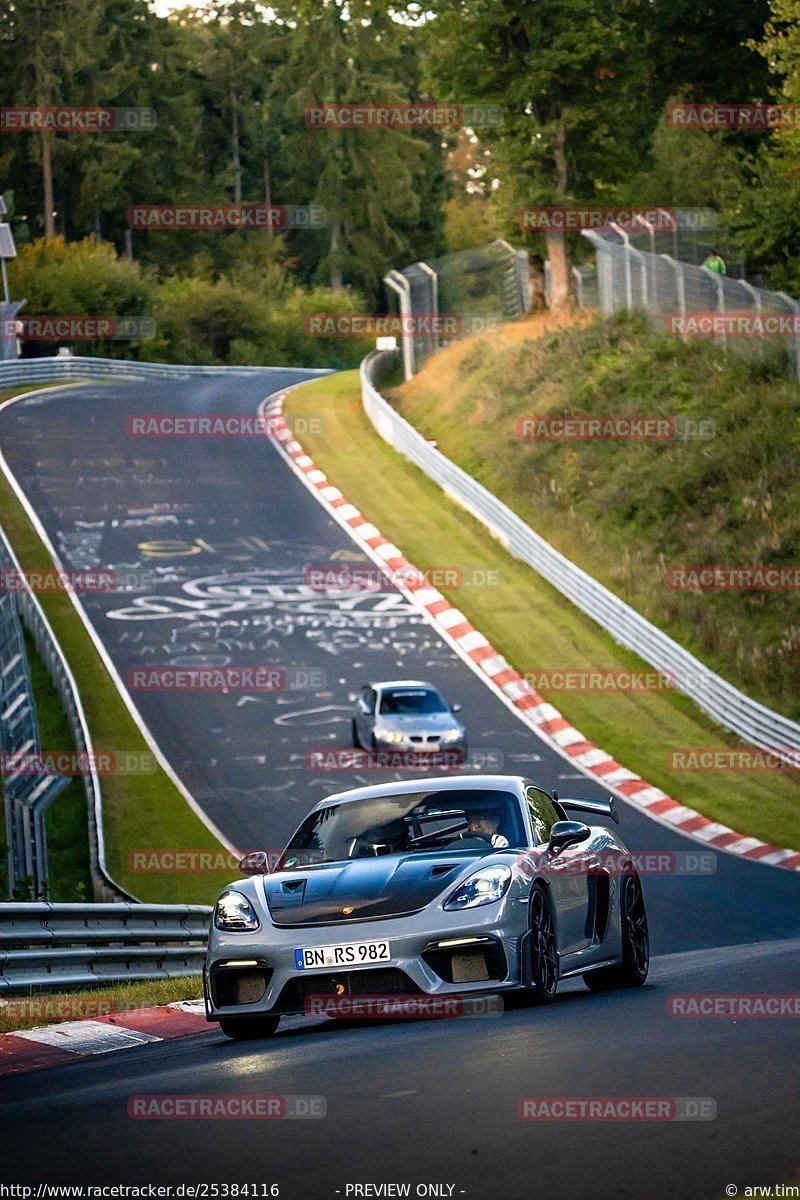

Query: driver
[465,806,509,849]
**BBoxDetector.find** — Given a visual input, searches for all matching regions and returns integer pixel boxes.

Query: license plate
[293,939,391,970]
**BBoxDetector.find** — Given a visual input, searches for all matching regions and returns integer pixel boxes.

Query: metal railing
[0,525,130,902]
[384,240,531,379]
[0,356,326,386]
[580,228,800,381]
[0,588,69,900]
[361,350,800,761]
[0,902,211,992]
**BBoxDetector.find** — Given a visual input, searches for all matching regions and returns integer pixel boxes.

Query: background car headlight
[443,865,512,910]
[442,728,464,742]
[214,890,260,931]
[377,730,404,743]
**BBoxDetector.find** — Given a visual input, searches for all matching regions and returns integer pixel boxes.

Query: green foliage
[392,313,800,721]
[7,235,371,366]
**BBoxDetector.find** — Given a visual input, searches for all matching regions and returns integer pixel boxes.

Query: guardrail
[0,525,131,902]
[361,350,800,760]
[0,586,70,899]
[0,357,329,387]
[0,902,211,992]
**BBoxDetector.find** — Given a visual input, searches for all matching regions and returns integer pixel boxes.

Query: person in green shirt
[703,249,727,275]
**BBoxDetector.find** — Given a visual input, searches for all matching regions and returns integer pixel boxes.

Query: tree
[268,0,438,297]
[730,0,800,291]
[0,0,110,238]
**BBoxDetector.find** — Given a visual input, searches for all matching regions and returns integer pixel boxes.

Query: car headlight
[442,728,464,742]
[214,890,260,931]
[377,730,404,744]
[443,865,512,911]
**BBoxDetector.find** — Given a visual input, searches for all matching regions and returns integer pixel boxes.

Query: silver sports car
[351,680,467,756]
[204,775,650,1039]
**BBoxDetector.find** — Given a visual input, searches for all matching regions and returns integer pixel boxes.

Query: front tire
[218,1016,280,1040]
[528,885,559,1004]
[584,874,649,992]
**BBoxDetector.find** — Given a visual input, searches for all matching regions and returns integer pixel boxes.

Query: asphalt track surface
[0,374,798,1196]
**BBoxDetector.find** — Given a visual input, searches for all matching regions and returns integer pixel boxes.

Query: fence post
[581,231,615,316]
[417,261,439,346]
[572,266,583,308]
[660,255,686,339]
[776,291,800,381]
[610,224,634,310]
[384,270,415,380]
[702,265,727,353]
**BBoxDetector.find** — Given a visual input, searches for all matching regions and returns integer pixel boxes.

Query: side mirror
[548,820,591,855]
[239,850,270,875]
[451,703,462,713]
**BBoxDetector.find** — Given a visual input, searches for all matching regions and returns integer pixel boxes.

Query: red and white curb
[262,387,800,873]
[0,1000,209,1077]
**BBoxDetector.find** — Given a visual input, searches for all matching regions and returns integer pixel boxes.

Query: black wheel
[584,874,649,992]
[528,885,559,1004]
[218,1016,280,1040]
[351,719,361,748]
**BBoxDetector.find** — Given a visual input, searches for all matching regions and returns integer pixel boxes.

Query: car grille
[410,735,439,744]
[278,968,422,1011]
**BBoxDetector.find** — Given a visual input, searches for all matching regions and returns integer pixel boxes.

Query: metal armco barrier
[0,902,211,992]
[361,351,800,761]
[0,590,69,899]
[0,516,131,903]
[0,356,328,388]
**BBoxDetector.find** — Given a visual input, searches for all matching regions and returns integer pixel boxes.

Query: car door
[526,787,591,955]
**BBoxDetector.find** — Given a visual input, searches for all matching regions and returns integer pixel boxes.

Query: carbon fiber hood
[263,852,482,926]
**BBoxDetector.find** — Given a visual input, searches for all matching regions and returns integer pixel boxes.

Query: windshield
[379,688,449,715]
[280,788,526,867]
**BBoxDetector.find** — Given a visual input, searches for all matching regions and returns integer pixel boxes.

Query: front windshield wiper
[408,820,469,846]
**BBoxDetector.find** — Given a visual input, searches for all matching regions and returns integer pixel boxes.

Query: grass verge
[0,976,202,1033]
[390,311,800,723]
[0,385,237,903]
[284,369,800,852]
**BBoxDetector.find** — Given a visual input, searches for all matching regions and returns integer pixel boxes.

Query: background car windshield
[280,788,526,866]
[380,688,448,715]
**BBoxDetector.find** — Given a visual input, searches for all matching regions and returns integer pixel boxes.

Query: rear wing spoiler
[555,793,620,825]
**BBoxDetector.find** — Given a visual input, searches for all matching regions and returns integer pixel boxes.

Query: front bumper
[204,900,526,1021]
